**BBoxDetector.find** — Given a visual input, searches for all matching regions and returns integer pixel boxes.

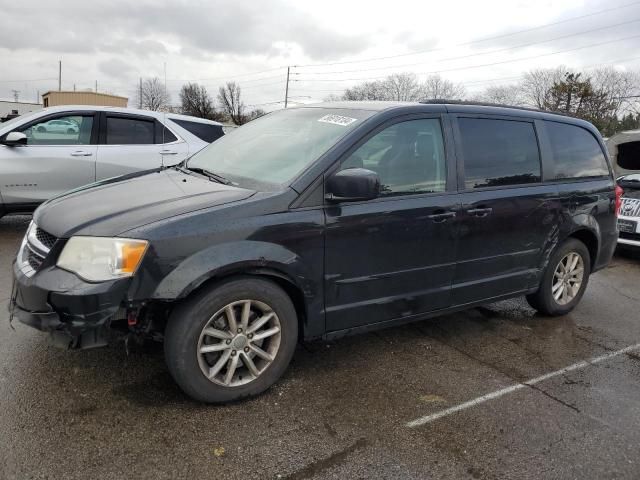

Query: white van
[608,130,640,248]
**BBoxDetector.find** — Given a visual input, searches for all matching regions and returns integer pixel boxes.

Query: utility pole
[95,80,98,93]
[139,77,143,109]
[284,66,290,108]
[73,84,76,92]
[58,60,62,91]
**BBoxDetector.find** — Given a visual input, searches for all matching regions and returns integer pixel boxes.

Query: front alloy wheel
[197,300,281,387]
[164,277,298,403]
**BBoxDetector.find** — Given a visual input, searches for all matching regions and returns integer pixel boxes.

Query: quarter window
[458,118,541,189]
[19,115,93,145]
[339,119,447,196]
[545,121,609,179]
[172,119,224,143]
[105,117,155,145]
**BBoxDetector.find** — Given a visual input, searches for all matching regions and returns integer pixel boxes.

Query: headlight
[57,236,149,282]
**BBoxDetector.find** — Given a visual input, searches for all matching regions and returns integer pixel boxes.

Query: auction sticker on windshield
[318,114,358,126]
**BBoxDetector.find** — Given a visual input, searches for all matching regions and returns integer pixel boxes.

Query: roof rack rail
[419,99,571,117]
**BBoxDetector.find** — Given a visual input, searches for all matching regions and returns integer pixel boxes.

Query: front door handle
[160,150,178,155]
[70,151,93,157]
[467,207,493,217]
[427,211,456,223]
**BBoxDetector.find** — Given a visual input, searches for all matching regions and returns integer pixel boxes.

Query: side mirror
[2,131,27,147]
[326,168,380,203]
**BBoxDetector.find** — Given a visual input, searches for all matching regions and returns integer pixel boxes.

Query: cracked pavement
[1,215,640,479]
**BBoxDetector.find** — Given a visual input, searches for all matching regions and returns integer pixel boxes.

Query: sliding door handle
[427,211,456,223]
[467,207,493,217]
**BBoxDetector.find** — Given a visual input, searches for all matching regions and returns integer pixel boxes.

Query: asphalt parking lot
[1,215,640,480]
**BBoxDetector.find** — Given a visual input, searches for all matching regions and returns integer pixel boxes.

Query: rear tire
[526,238,591,316]
[164,277,298,403]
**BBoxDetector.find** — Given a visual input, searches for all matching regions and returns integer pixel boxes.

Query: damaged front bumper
[10,260,131,349]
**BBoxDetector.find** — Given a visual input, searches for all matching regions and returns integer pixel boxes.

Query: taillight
[615,184,624,217]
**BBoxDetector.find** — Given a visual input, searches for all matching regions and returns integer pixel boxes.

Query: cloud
[0,0,370,60]
[98,58,136,78]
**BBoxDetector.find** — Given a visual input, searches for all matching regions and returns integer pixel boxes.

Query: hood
[618,173,640,197]
[34,168,255,237]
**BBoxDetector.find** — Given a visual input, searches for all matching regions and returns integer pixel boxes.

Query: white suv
[0,106,224,216]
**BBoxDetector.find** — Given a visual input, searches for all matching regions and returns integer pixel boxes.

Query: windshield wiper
[184,166,233,185]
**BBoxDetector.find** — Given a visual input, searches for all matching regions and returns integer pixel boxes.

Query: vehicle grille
[18,223,57,277]
[35,227,57,250]
[620,197,640,217]
[620,231,640,242]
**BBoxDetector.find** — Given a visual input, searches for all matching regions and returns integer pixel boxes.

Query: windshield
[186,107,373,188]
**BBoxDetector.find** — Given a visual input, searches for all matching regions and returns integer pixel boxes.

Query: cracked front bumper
[10,260,131,349]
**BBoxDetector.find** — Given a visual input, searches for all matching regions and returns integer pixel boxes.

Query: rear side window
[546,122,610,179]
[172,119,224,143]
[458,118,541,189]
[106,117,154,145]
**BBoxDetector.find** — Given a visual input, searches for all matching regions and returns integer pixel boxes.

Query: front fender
[152,240,312,300]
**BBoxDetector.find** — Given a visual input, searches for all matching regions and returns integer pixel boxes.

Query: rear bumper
[10,260,130,349]
[616,214,640,248]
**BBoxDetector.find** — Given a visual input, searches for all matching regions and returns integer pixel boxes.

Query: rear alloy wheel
[551,252,585,305]
[526,238,591,316]
[164,277,297,403]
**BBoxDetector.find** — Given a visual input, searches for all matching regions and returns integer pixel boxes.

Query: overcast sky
[1,0,640,109]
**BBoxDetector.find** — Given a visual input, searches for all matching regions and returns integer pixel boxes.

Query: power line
[287,54,640,98]
[293,0,640,68]
[166,66,286,83]
[291,33,640,83]
[0,77,57,83]
[291,18,640,77]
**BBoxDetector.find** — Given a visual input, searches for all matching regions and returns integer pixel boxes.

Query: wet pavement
[1,214,640,479]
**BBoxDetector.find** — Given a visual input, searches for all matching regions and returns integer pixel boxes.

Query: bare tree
[422,74,466,100]
[134,77,171,111]
[323,93,344,102]
[591,67,640,119]
[385,73,425,101]
[343,80,390,101]
[180,83,218,119]
[342,72,464,102]
[520,67,566,109]
[247,108,266,121]
[217,82,247,125]
[478,84,525,106]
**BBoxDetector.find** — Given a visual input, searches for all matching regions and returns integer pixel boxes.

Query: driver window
[19,115,94,146]
[339,118,446,196]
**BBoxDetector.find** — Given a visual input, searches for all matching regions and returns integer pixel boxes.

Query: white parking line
[406,342,640,428]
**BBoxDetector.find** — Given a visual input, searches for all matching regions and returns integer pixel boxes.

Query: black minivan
[11,102,621,403]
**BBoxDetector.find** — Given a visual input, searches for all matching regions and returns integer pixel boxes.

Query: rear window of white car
[172,119,224,143]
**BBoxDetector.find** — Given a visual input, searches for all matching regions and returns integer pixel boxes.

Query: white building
[0,99,42,121]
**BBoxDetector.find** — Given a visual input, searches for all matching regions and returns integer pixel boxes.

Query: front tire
[164,277,298,403]
[526,238,591,316]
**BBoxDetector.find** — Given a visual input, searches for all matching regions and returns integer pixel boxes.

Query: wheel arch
[151,241,317,341]
[567,228,599,271]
